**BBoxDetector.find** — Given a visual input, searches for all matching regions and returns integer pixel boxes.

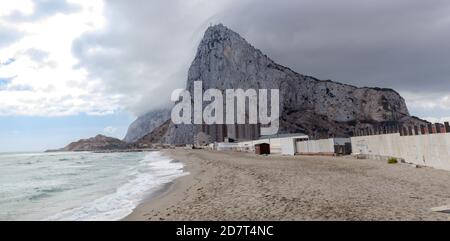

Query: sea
[0,151,186,221]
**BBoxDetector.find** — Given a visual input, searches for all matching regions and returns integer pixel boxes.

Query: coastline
[124,150,198,221]
[125,149,450,221]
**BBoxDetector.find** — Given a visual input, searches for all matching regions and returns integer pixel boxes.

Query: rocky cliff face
[143,24,426,144]
[135,119,171,145]
[123,108,171,143]
[60,135,130,152]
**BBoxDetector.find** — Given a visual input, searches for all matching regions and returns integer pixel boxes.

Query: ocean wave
[44,152,187,221]
[29,192,52,201]
[29,186,70,201]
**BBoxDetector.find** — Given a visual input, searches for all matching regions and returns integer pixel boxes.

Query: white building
[237,133,309,155]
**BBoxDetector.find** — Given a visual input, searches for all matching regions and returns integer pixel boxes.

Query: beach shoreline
[124,152,198,221]
[124,149,450,221]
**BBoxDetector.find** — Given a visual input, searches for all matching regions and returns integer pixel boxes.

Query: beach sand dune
[125,149,450,221]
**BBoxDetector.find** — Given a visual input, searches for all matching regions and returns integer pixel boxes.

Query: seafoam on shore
[0,151,186,221]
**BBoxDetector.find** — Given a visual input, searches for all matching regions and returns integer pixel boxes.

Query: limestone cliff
[141,24,427,144]
[123,108,171,143]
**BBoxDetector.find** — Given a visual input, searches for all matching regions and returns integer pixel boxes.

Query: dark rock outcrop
[135,119,171,145]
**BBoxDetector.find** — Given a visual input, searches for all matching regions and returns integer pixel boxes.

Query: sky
[1,0,450,152]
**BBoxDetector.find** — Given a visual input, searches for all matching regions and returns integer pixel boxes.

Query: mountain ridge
[128,23,426,145]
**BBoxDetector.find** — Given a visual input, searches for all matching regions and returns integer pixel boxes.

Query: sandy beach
[125,149,450,221]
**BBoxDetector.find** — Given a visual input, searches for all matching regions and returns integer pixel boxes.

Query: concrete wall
[334,138,351,146]
[295,138,351,155]
[351,133,450,171]
[296,139,335,154]
[280,138,296,155]
[216,142,239,151]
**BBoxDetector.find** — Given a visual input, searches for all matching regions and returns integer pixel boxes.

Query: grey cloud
[72,0,219,116]
[22,48,57,68]
[6,0,81,22]
[0,76,32,91]
[220,0,450,92]
[0,26,23,48]
[73,0,450,116]
[0,58,15,66]
[24,48,49,62]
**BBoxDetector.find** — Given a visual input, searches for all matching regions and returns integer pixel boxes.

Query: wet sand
[125,149,450,221]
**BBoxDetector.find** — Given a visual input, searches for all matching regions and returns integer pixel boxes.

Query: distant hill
[47,135,131,152]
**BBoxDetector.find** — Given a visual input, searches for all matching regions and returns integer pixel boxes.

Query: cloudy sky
[1,0,450,151]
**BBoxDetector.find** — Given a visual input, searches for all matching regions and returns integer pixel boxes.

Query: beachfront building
[237,133,309,155]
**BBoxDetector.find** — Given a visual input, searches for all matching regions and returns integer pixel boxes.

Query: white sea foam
[0,151,187,221]
[45,152,187,221]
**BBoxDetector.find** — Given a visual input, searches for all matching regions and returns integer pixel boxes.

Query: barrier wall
[351,133,450,171]
[295,138,351,155]
[296,139,335,154]
[216,142,239,151]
